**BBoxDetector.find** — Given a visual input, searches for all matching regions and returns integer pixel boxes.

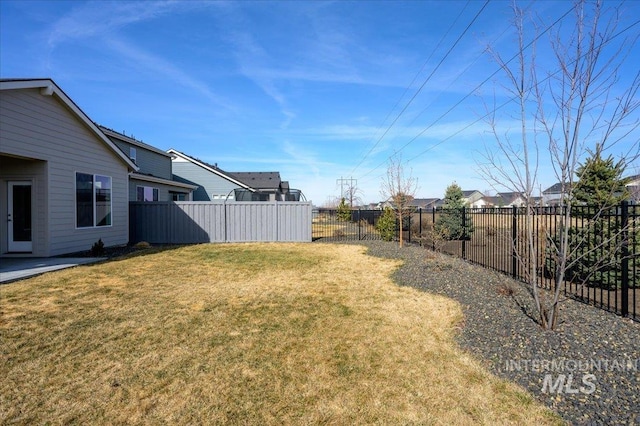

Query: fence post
[419,208,422,246]
[432,207,436,251]
[621,201,629,317]
[408,212,411,244]
[129,202,135,244]
[275,202,279,242]
[512,205,518,279]
[224,203,228,242]
[461,207,466,260]
[358,209,361,240]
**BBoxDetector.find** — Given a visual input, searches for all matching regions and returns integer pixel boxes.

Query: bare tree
[479,0,640,329]
[380,154,418,248]
[344,180,364,208]
[321,196,341,208]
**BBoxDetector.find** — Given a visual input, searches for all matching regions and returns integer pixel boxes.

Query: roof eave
[0,79,139,172]
[130,172,198,190]
[167,149,254,191]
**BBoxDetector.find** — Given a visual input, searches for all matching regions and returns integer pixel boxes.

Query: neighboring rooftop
[99,125,172,158]
[410,198,440,208]
[229,172,282,191]
[168,149,293,194]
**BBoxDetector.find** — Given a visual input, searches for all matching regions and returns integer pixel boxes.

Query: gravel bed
[327,240,639,426]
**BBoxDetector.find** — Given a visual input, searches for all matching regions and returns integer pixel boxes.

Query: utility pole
[336,176,357,207]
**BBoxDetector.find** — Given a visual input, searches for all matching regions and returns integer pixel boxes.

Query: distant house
[0,79,136,257]
[480,196,503,207]
[410,198,441,210]
[530,196,544,206]
[169,149,302,201]
[99,127,196,202]
[169,149,252,200]
[462,190,485,208]
[626,174,640,203]
[378,199,393,210]
[543,175,640,206]
[228,172,301,201]
[542,182,570,206]
[481,192,526,207]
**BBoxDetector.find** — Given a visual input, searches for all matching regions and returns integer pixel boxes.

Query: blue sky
[2,0,639,205]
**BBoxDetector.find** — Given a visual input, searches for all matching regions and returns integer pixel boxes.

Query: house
[479,196,502,207]
[543,175,639,205]
[481,192,526,207]
[625,174,640,203]
[169,149,259,200]
[99,126,196,202]
[542,182,569,206]
[228,172,299,201]
[169,149,302,201]
[410,198,440,210]
[462,190,485,208]
[366,203,381,210]
[0,79,136,257]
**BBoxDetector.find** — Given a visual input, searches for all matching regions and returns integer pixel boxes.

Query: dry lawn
[0,243,562,425]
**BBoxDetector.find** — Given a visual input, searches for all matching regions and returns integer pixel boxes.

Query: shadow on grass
[98,244,203,263]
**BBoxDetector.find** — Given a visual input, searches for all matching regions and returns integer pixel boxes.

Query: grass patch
[0,243,562,424]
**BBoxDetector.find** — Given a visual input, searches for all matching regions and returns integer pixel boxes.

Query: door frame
[7,180,33,252]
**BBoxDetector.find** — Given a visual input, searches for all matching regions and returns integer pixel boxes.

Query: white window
[76,173,112,228]
[137,186,159,202]
[129,147,137,164]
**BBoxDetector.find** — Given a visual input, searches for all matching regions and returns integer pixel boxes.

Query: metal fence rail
[417,203,639,321]
[130,201,312,244]
[314,203,638,321]
[312,208,385,241]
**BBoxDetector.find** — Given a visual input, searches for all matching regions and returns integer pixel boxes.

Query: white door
[8,181,32,252]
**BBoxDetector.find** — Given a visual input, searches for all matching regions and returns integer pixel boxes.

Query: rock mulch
[335,240,639,426]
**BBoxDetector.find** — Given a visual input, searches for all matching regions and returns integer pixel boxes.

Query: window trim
[75,172,113,229]
[136,185,159,202]
[170,191,187,201]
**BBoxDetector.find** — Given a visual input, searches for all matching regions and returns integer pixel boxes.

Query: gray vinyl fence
[130,201,312,244]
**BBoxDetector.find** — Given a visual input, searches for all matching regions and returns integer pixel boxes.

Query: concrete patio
[0,257,106,284]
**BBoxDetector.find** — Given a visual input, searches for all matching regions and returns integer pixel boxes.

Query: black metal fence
[314,203,639,321]
[312,208,385,241]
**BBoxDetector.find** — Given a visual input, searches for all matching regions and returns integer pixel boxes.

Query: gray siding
[0,88,130,256]
[111,139,172,180]
[172,161,241,201]
[130,202,312,243]
[130,177,191,202]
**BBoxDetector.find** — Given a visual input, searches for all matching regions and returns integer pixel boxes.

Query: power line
[356,3,576,181]
[349,0,490,177]
[382,0,531,147]
[349,0,473,177]
[354,4,639,201]
[405,16,640,164]
[336,176,358,207]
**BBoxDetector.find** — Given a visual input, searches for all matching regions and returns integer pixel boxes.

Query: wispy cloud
[281,140,323,176]
[223,25,297,128]
[104,37,234,110]
[46,1,180,48]
[44,1,233,110]
[296,120,495,143]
